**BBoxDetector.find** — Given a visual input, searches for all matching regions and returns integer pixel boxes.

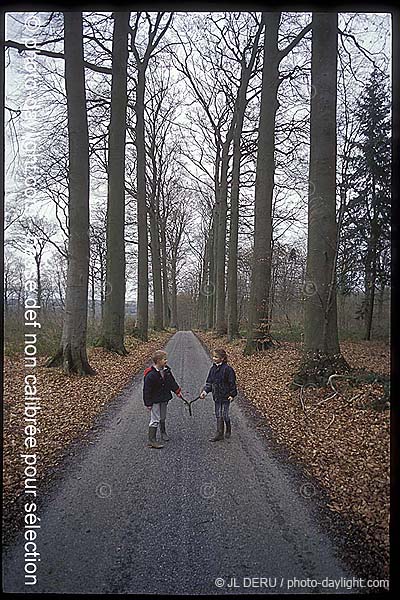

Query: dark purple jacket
[203,362,237,402]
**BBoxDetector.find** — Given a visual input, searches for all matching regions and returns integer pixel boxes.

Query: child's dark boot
[160,420,170,442]
[148,426,164,449]
[210,417,224,442]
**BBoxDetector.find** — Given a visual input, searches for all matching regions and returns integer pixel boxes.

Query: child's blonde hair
[152,350,167,363]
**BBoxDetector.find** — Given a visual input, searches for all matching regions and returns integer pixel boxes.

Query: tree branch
[279,22,312,60]
[3,40,112,74]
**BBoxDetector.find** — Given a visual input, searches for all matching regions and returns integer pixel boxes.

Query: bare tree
[166,194,189,328]
[145,65,179,330]
[46,12,95,374]
[245,12,312,354]
[100,11,130,354]
[14,217,57,306]
[226,13,264,340]
[129,11,174,340]
[296,12,349,384]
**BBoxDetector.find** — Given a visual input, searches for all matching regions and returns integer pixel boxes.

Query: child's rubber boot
[160,420,170,442]
[148,426,164,449]
[225,420,231,439]
[210,417,224,442]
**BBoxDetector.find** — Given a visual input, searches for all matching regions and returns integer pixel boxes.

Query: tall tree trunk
[46,12,95,375]
[210,150,221,330]
[297,12,349,384]
[199,231,211,330]
[130,12,173,338]
[227,106,245,341]
[149,205,164,330]
[365,277,376,341]
[170,258,178,329]
[364,244,377,341]
[244,12,280,354]
[160,224,170,327]
[227,19,263,342]
[215,140,232,335]
[135,64,149,340]
[208,206,217,329]
[101,11,129,354]
[365,178,378,341]
[377,283,385,322]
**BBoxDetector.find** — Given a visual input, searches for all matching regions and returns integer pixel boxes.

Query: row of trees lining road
[4,11,391,380]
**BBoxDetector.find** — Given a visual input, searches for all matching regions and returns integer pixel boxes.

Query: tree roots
[45,344,97,375]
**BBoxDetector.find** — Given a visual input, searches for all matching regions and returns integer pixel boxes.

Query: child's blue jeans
[214,400,230,422]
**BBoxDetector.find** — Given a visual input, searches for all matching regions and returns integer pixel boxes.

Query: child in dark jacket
[199,348,237,441]
[143,350,182,449]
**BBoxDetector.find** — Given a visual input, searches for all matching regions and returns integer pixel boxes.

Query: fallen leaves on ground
[3,331,173,517]
[195,331,390,576]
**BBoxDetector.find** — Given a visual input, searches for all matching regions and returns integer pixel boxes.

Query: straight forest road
[3,331,356,594]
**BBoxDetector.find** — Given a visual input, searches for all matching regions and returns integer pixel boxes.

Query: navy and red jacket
[203,362,237,402]
[143,364,182,407]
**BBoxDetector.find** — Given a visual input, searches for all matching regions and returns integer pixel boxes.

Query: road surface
[3,331,355,594]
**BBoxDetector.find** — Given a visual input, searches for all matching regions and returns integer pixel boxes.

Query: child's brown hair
[213,348,228,363]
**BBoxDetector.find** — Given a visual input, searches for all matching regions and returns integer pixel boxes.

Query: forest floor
[194,331,390,579]
[3,329,174,537]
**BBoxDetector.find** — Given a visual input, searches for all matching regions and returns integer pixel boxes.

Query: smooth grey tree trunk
[227,19,264,342]
[298,12,349,383]
[227,118,242,341]
[46,12,95,375]
[364,177,378,341]
[364,242,377,341]
[170,260,178,329]
[244,13,312,355]
[244,13,280,354]
[149,203,164,330]
[160,223,170,327]
[101,12,129,354]
[135,65,149,340]
[208,206,217,329]
[131,13,173,340]
[199,227,212,330]
[215,135,234,335]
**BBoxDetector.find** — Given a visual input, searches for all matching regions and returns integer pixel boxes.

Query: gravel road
[3,331,356,594]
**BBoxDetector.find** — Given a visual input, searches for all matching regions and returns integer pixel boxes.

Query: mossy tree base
[45,344,97,375]
[243,333,276,356]
[293,351,350,387]
[99,337,129,356]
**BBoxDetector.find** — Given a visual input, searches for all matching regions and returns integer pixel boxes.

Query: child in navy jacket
[200,348,237,441]
[143,350,182,449]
